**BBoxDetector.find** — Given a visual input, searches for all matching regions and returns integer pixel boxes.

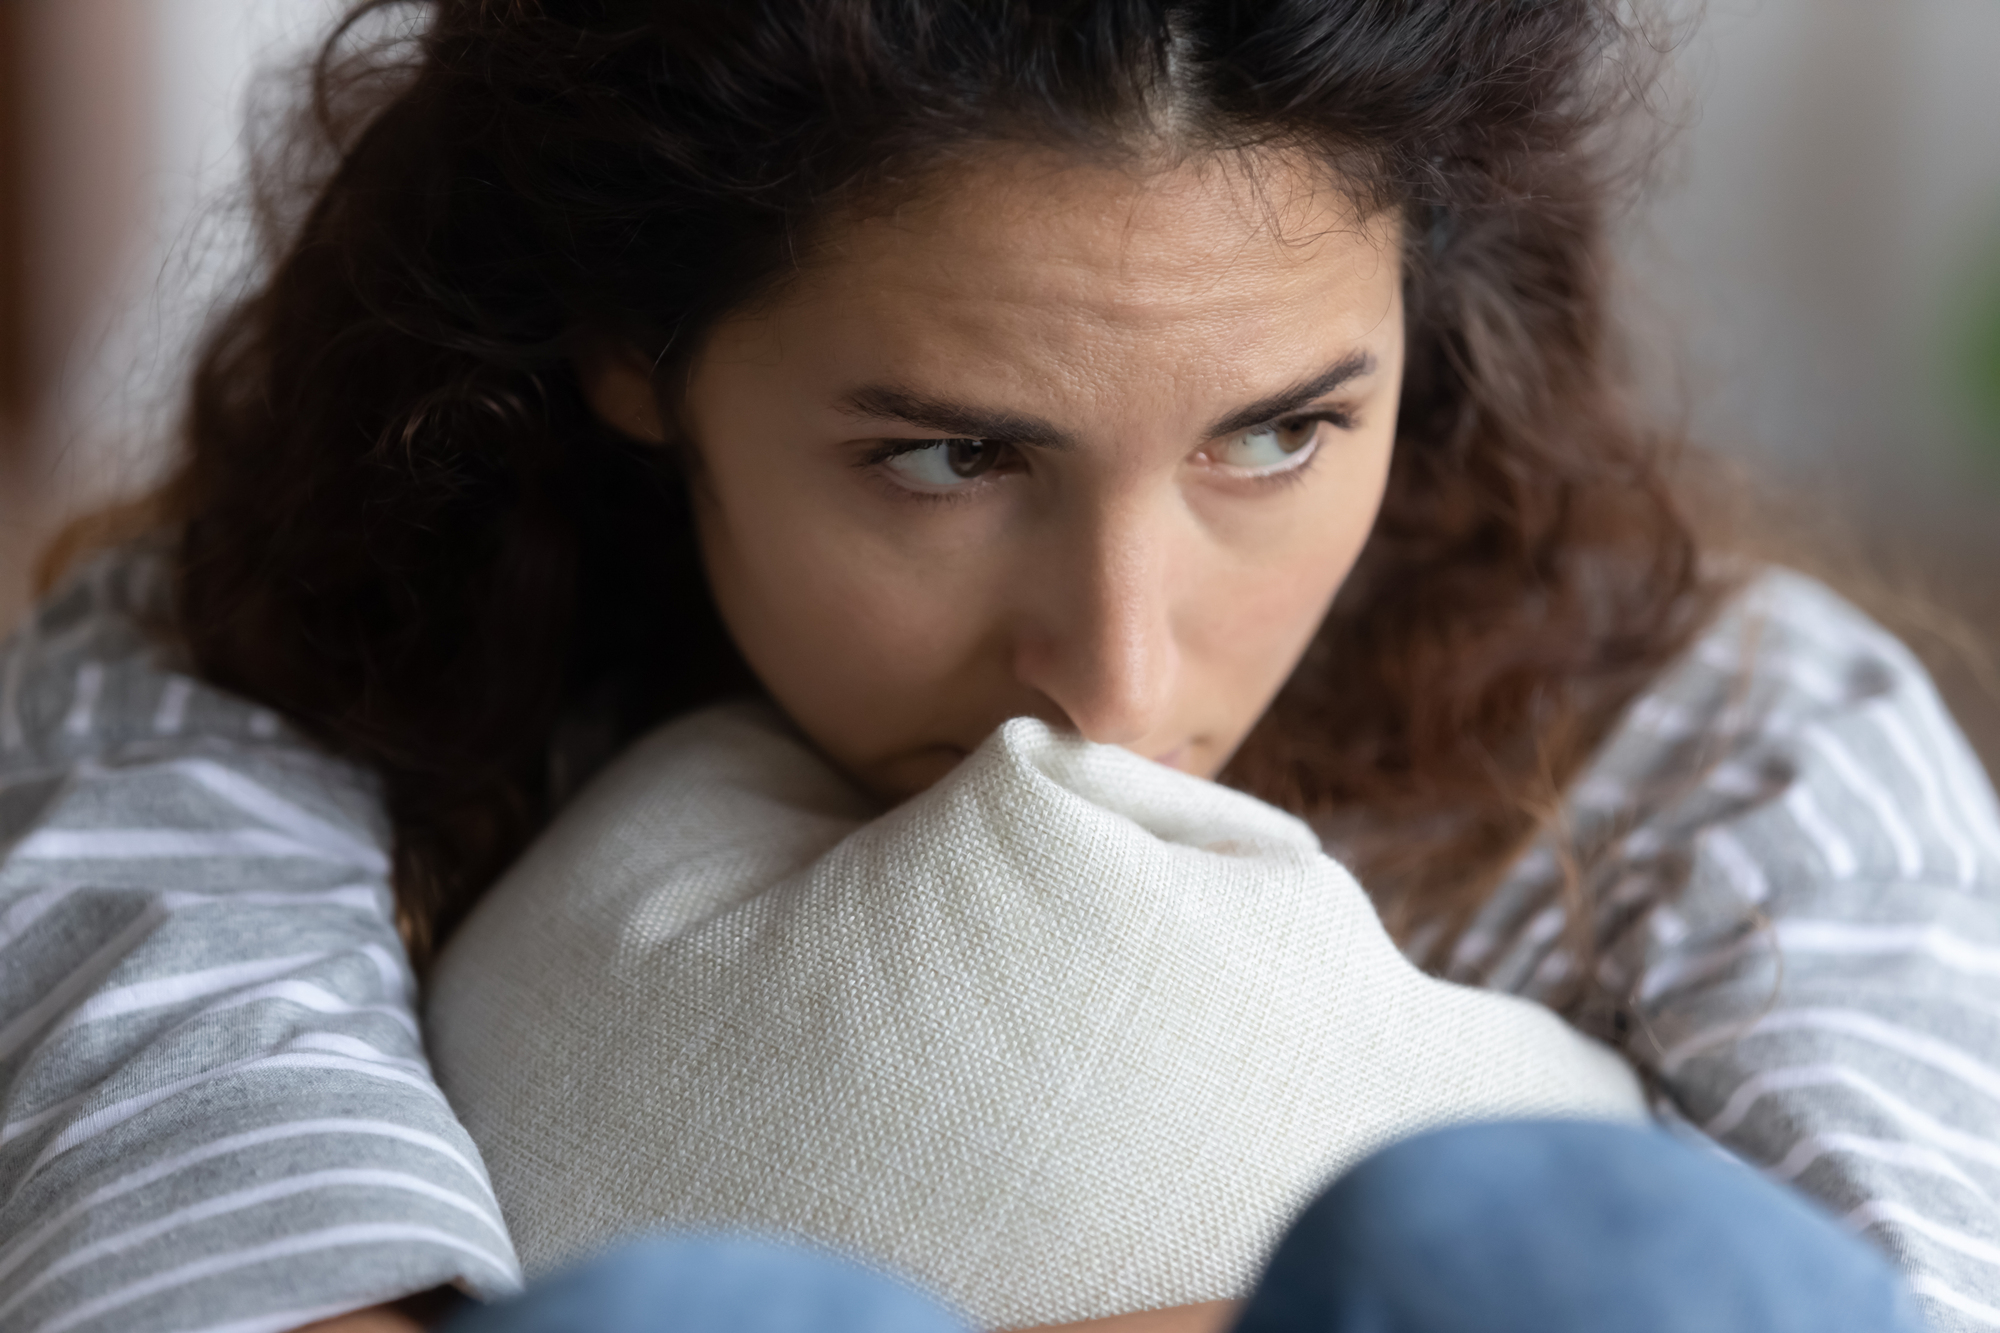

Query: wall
[1619,0,2000,771]
[0,0,336,630]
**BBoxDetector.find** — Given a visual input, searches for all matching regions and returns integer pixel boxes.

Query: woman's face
[595,149,1405,804]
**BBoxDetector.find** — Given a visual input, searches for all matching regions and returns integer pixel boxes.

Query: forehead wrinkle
[815,147,1382,320]
[713,146,1403,416]
[749,144,1388,336]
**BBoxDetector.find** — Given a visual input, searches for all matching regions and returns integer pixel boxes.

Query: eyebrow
[835,348,1378,448]
[1199,351,1378,439]
[838,386,1078,448]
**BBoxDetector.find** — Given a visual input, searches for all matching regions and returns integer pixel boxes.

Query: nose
[1011,501,1181,748]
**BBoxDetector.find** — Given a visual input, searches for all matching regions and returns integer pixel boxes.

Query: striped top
[0,554,522,1333]
[1,550,1998,1333]
[1432,566,2000,1331]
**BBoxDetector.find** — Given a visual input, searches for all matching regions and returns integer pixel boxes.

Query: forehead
[713,147,1403,402]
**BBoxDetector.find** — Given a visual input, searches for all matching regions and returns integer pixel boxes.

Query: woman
[0,0,1992,1329]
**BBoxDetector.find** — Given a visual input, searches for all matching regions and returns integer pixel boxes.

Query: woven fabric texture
[426,704,1644,1329]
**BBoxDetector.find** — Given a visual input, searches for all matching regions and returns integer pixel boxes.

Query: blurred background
[1,0,1996,775]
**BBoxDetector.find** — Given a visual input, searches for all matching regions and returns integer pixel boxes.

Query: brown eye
[944,439,999,478]
[1212,419,1323,473]
[883,438,1003,489]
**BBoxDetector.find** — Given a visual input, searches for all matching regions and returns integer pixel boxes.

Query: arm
[0,555,521,1331]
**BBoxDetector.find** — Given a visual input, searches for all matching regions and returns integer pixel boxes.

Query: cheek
[693,483,990,749]
[1188,439,1392,726]
[1195,523,1358,691]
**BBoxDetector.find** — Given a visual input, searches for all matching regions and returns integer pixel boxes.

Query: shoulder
[1581,566,2000,900]
[1453,567,2000,998]
[1582,566,2000,1013]
[0,543,383,834]
[1591,567,1960,784]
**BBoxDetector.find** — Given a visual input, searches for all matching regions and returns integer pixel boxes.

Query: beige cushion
[427,704,1644,1329]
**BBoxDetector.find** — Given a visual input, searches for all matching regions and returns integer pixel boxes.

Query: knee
[1237,1119,1924,1333]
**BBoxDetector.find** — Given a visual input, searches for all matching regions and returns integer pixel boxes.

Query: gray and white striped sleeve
[1624,572,2000,1332]
[0,553,522,1333]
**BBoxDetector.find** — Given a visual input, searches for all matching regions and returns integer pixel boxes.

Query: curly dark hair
[148,0,1723,994]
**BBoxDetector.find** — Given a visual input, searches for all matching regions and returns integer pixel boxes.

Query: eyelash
[857,408,1359,503]
[1216,411,1354,488]
[853,438,1022,506]
[858,438,1007,466]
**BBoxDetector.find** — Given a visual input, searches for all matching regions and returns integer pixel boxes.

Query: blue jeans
[446,1120,1927,1333]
